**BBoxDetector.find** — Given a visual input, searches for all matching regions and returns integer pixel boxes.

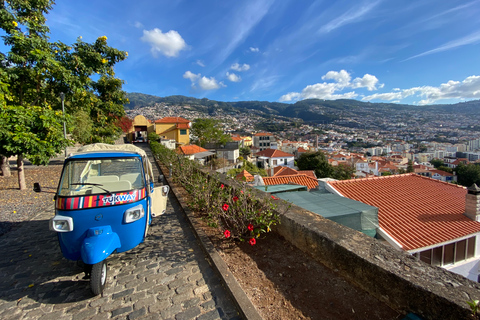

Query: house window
[273,160,277,165]
[284,159,288,165]
[418,236,476,267]
[180,129,187,135]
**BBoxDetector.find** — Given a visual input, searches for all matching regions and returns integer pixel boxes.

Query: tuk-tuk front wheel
[90,260,107,295]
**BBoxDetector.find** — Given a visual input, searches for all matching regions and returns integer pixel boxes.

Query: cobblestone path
[0,193,240,320]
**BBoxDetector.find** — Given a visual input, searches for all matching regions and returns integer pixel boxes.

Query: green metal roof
[256,185,379,237]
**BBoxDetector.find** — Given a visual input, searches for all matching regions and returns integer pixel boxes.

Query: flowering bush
[150,141,284,245]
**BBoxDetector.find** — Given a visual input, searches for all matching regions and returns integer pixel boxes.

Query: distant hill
[125,92,480,124]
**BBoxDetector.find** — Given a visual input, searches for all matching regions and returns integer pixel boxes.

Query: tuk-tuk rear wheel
[90,260,107,295]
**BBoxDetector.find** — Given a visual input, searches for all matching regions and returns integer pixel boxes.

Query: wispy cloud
[404,30,480,61]
[213,0,275,67]
[318,0,381,34]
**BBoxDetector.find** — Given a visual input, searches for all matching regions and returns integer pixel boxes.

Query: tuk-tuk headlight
[161,185,170,197]
[49,215,74,232]
[124,204,144,223]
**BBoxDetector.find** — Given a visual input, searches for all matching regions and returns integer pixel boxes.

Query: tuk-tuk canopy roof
[74,143,154,181]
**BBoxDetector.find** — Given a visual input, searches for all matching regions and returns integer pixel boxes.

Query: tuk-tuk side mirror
[33,183,42,193]
[158,175,164,183]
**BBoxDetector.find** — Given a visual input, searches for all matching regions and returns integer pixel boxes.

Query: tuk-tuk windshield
[58,157,145,196]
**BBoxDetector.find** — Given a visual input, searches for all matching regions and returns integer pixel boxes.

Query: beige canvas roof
[75,143,154,181]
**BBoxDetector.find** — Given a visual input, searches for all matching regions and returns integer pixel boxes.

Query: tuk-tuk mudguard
[81,226,121,265]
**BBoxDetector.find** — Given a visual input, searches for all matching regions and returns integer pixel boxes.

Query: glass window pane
[456,240,466,262]
[432,247,442,266]
[468,237,476,259]
[420,250,432,264]
[444,243,455,265]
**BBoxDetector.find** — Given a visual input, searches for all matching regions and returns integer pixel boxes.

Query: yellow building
[127,115,154,142]
[155,117,191,145]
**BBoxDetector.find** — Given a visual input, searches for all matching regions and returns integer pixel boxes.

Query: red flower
[222,203,229,211]
[233,196,239,202]
[220,184,224,189]
[249,238,256,246]
[240,190,244,194]
[247,223,254,231]
[224,230,231,238]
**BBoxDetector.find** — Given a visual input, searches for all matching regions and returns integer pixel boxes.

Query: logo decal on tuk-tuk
[56,188,146,210]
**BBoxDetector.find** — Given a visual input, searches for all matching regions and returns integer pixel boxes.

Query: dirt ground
[198,215,403,320]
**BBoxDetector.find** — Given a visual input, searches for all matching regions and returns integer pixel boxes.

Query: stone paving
[0,190,240,320]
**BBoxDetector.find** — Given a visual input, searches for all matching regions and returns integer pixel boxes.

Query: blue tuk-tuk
[42,143,169,295]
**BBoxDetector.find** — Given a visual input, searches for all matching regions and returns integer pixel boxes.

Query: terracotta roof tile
[155,117,190,123]
[273,166,299,176]
[327,174,480,251]
[236,170,254,182]
[177,145,208,155]
[255,148,293,158]
[254,132,273,136]
[263,174,318,190]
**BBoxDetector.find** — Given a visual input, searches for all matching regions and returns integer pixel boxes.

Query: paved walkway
[0,144,240,320]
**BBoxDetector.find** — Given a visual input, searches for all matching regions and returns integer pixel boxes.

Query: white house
[255,148,295,169]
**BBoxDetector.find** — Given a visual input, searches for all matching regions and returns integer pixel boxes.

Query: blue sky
[41,0,480,105]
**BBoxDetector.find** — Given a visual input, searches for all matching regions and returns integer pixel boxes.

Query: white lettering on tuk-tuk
[102,191,137,205]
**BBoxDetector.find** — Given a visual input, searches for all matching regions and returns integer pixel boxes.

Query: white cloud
[183,71,224,91]
[226,72,241,82]
[279,69,379,102]
[196,60,205,67]
[352,74,380,91]
[231,63,250,72]
[183,71,200,82]
[198,76,225,90]
[362,75,480,104]
[322,70,351,86]
[249,47,259,52]
[134,21,144,29]
[141,28,187,58]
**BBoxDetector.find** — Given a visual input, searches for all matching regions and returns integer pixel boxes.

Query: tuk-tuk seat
[120,173,142,188]
[86,175,119,184]
[91,180,132,193]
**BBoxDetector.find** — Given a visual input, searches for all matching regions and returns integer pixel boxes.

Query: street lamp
[60,92,67,158]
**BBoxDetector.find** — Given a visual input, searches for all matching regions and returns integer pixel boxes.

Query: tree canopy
[456,163,480,187]
[191,118,231,147]
[0,0,128,188]
[296,151,353,180]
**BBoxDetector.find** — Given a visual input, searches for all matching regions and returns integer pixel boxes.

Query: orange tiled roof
[273,166,299,176]
[231,136,243,141]
[298,147,308,152]
[176,123,190,129]
[254,132,273,136]
[263,174,318,190]
[327,174,480,251]
[177,145,208,155]
[155,117,190,124]
[298,170,316,178]
[255,148,293,158]
[236,170,254,182]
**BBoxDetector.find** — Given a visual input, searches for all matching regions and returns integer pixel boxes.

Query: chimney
[465,184,480,221]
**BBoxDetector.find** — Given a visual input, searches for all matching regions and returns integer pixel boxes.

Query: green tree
[191,118,231,147]
[296,151,334,179]
[332,163,354,180]
[456,163,480,187]
[239,147,251,158]
[227,160,267,177]
[406,159,414,173]
[430,159,444,168]
[0,0,128,188]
